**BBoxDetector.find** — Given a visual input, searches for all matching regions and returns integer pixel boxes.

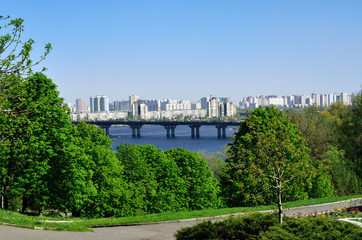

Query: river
[109,125,237,153]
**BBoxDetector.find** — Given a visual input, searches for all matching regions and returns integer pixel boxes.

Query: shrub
[174,213,362,240]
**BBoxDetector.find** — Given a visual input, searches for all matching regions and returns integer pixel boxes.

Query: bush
[116,145,221,216]
[174,213,362,240]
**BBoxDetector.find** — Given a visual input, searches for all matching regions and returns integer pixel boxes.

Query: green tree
[0,15,51,146]
[337,93,362,178]
[323,145,361,196]
[65,122,124,217]
[286,106,335,161]
[116,144,184,215]
[321,94,362,194]
[0,73,72,212]
[1,15,51,209]
[165,148,221,210]
[46,130,96,216]
[0,15,51,76]
[286,106,336,198]
[197,146,228,181]
[222,106,314,224]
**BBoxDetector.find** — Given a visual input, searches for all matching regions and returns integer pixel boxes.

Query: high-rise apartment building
[90,95,109,112]
[76,98,88,113]
[129,95,139,111]
[340,92,350,105]
[200,97,209,110]
[219,101,234,117]
[142,99,161,111]
[207,97,219,118]
[110,100,130,111]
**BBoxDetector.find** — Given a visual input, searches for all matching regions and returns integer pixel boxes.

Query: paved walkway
[1,198,361,240]
[0,220,199,240]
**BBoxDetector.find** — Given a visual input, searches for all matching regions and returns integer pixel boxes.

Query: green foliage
[0,16,52,146]
[197,146,228,181]
[48,121,127,218]
[1,15,52,209]
[324,146,361,196]
[320,94,362,194]
[1,73,72,212]
[174,213,362,240]
[0,73,125,217]
[287,106,335,161]
[116,144,183,215]
[222,106,313,207]
[287,98,362,196]
[72,122,124,217]
[0,15,51,76]
[336,93,362,178]
[116,145,220,215]
[165,148,221,209]
[286,106,337,198]
[221,106,314,223]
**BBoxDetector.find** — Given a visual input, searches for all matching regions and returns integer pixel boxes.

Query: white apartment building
[268,96,284,106]
[207,97,219,118]
[165,100,191,111]
[207,97,235,118]
[129,95,139,111]
[237,92,353,109]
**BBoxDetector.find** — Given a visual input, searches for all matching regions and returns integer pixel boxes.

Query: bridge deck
[72,121,242,138]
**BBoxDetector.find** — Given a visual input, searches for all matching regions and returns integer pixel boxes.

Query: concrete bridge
[73,121,242,139]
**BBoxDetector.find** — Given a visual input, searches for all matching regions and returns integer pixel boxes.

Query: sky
[2,0,362,104]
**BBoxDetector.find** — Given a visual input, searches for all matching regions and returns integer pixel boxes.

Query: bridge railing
[72,120,242,139]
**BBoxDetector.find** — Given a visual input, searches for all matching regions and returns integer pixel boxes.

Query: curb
[337,218,362,228]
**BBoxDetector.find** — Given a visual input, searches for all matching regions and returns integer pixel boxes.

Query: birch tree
[222,106,314,224]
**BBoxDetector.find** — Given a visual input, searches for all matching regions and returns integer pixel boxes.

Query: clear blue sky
[2,0,362,104]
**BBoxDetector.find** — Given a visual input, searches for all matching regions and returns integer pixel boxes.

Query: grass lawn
[0,194,361,232]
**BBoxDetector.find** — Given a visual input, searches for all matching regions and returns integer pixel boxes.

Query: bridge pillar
[165,126,176,138]
[137,127,141,138]
[216,125,227,139]
[217,126,221,138]
[132,127,136,137]
[190,125,201,138]
[130,125,142,138]
[171,127,175,138]
[190,126,195,138]
[99,125,110,136]
[166,127,170,138]
[196,126,200,138]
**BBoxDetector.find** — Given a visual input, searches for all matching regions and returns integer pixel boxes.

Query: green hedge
[175,213,362,240]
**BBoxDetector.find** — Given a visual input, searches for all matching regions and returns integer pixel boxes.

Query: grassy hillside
[0,195,361,232]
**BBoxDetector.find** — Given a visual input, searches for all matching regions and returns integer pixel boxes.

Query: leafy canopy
[0,15,51,76]
[222,106,314,223]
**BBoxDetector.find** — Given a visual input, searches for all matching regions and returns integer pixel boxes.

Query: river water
[109,125,237,153]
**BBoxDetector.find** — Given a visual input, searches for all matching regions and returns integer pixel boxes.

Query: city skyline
[75,90,355,110]
[70,91,355,122]
[83,90,356,102]
[2,1,362,104]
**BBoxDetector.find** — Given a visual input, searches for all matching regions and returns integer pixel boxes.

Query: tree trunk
[278,185,283,224]
[22,196,28,213]
[3,186,9,209]
[4,194,8,209]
